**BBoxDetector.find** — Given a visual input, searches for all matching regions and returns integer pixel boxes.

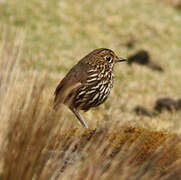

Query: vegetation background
[0,0,181,179]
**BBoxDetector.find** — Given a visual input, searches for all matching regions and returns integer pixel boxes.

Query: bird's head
[85,48,126,68]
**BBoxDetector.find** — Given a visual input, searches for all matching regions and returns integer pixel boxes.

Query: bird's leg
[70,108,88,129]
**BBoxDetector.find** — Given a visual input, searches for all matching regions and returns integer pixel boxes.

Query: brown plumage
[54,48,126,128]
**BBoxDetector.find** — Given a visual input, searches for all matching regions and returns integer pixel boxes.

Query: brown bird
[54,48,126,128]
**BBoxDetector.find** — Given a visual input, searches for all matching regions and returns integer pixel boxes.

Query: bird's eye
[105,56,112,62]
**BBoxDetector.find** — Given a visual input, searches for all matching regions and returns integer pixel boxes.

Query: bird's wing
[53,62,88,109]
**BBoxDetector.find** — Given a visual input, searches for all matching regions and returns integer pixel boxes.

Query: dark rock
[134,105,152,117]
[128,50,150,65]
[175,99,181,110]
[154,98,176,112]
[127,50,164,72]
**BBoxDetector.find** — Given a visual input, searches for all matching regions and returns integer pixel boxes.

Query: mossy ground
[0,0,181,179]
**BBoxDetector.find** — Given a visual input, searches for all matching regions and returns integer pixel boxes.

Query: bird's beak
[116,57,127,63]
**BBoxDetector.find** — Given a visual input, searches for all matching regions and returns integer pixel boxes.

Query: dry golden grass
[0,0,181,179]
[0,33,181,179]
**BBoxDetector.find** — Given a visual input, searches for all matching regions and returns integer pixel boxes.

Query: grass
[0,0,181,179]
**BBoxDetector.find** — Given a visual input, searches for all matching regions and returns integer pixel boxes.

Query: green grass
[1,0,181,71]
[0,0,181,131]
[0,0,181,179]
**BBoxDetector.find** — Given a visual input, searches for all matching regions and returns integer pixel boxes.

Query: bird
[54,48,126,128]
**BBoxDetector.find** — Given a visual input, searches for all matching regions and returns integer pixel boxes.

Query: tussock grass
[0,0,181,179]
[0,34,181,179]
